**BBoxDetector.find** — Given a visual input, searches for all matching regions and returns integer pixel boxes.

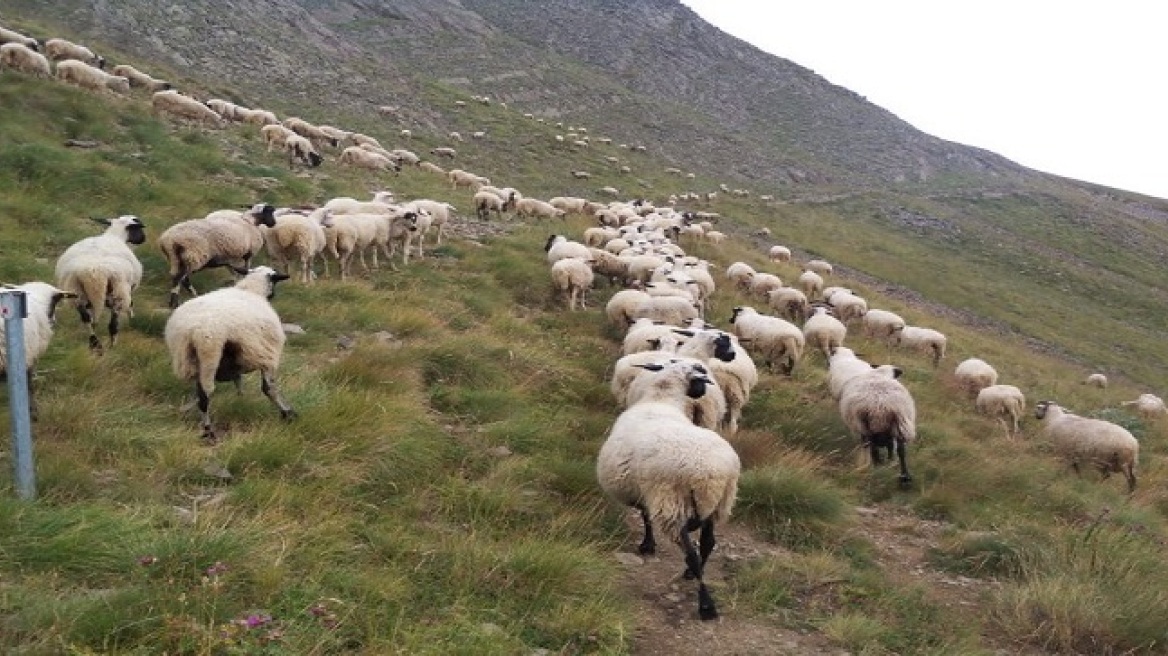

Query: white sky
[681,1,1168,200]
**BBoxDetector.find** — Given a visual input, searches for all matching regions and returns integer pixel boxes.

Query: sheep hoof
[898,474,914,488]
[88,335,103,351]
[201,428,220,445]
[280,408,297,420]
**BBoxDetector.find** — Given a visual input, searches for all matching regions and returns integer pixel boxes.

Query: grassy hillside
[2,64,1168,656]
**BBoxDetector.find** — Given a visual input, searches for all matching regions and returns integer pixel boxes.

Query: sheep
[1034,401,1138,492]
[54,216,146,352]
[748,272,784,300]
[596,359,740,621]
[261,123,297,152]
[954,358,998,397]
[1082,373,1109,389]
[158,203,277,308]
[804,259,833,276]
[893,325,947,366]
[766,287,810,324]
[338,146,398,173]
[417,161,446,176]
[976,385,1026,438]
[611,332,735,432]
[240,107,279,126]
[828,291,868,324]
[263,209,332,283]
[571,170,592,179]
[766,245,791,262]
[44,38,103,67]
[153,90,225,127]
[706,335,758,436]
[827,347,873,400]
[516,198,566,221]
[282,134,323,169]
[1122,394,1166,421]
[803,306,847,358]
[55,59,129,95]
[550,257,594,311]
[725,261,756,291]
[598,186,620,197]
[588,248,631,286]
[448,131,463,142]
[862,309,906,342]
[606,289,652,329]
[165,266,295,442]
[838,364,916,486]
[400,199,456,248]
[448,169,490,190]
[630,295,700,327]
[0,26,39,51]
[797,269,824,299]
[729,306,804,375]
[0,281,75,420]
[322,196,394,216]
[0,42,50,77]
[326,210,420,277]
[544,235,592,264]
[110,63,171,91]
[391,149,421,166]
[474,189,507,220]
[283,117,337,149]
[430,146,457,160]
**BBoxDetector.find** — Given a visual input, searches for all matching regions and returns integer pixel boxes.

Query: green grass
[1,59,1168,656]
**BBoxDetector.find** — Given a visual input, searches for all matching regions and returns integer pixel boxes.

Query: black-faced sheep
[165,266,295,441]
[54,216,146,351]
[158,203,277,308]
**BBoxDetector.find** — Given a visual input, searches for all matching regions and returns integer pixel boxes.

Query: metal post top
[0,290,28,320]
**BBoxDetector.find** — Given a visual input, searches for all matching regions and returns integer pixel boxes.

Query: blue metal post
[2,290,35,500]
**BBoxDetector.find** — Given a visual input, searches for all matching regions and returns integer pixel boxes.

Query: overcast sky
[680,1,1167,200]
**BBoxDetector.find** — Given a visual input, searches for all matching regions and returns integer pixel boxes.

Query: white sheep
[976,384,1026,438]
[804,259,833,276]
[605,289,652,329]
[417,161,446,176]
[597,359,739,621]
[797,269,824,299]
[747,272,784,300]
[1034,401,1138,492]
[430,146,457,160]
[0,281,75,420]
[729,306,804,374]
[725,261,756,291]
[473,189,507,220]
[827,347,874,401]
[400,199,455,249]
[283,117,338,149]
[862,309,906,342]
[54,216,146,351]
[803,306,847,358]
[111,63,171,91]
[893,325,947,366]
[544,235,592,264]
[153,90,225,128]
[768,245,791,262]
[827,291,868,324]
[1082,373,1109,389]
[1122,394,1166,421]
[0,26,39,51]
[282,134,323,169]
[263,209,332,283]
[158,203,277,308]
[338,146,398,173]
[838,365,917,486]
[448,168,490,190]
[550,257,594,311]
[55,59,128,94]
[165,266,295,442]
[44,38,103,67]
[765,287,810,324]
[629,295,700,327]
[954,358,998,397]
[0,42,50,77]
[516,198,566,221]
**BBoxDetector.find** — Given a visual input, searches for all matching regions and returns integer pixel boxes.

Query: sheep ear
[634,363,665,372]
[892,367,904,379]
[672,329,695,337]
[271,272,291,283]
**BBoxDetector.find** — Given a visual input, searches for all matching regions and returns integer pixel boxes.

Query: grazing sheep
[827,291,868,324]
[544,235,592,264]
[729,306,804,375]
[862,309,906,342]
[1034,400,1138,492]
[165,266,295,442]
[448,131,463,142]
[606,289,652,329]
[571,170,592,179]
[976,385,1026,438]
[725,261,756,291]
[260,123,297,152]
[55,59,128,94]
[0,42,50,77]
[550,257,594,311]
[516,198,566,221]
[430,146,458,160]
[44,38,103,67]
[748,272,784,300]
[282,134,323,168]
[400,199,455,248]
[630,295,700,327]
[827,347,873,400]
[597,359,740,621]
[766,287,810,324]
[338,146,398,173]
[588,248,631,286]
[110,63,171,91]
[448,168,490,190]
[473,189,507,220]
[0,281,75,420]
[0,26,39,51]
[954,358,998,397]
[1122,394,1166,421]
[598,186,620,197]
[804,259,833,276]
[893,325,947,366]
[153,90,225,127]
[797,269,824,299]
[803,306,847,358]
[158,203,276,308]
[768,245,792,262]
[240,107,279,126]
[326,210,420,277]
[417,161,446,175]
[1082,373,1109,389]
[838,364,917,485]
[263,209,332,284]
[283,117,338,149]
[54,216,146,351]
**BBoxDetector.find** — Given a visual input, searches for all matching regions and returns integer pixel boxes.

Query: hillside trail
[614,504,1022,656]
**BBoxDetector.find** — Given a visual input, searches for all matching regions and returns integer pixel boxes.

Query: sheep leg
[679,521,718,621]
[635,504,656,555]
[77,303,102,351]
[868,438,884,466]
[108,309,120,347]
[195,381,216,442]
[895,438,912,487]
[261,370,295,420]
[1124,465,1137,493]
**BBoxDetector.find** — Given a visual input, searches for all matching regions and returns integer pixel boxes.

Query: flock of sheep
[3,20,1166,622]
